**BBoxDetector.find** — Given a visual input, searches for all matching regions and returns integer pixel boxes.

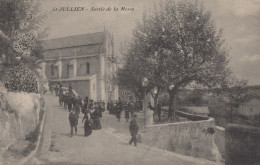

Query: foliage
[0,0,47,74]
[118,0,231,120]
[2,63,38,93]
[220,78,250,123]
[177,89,208,106]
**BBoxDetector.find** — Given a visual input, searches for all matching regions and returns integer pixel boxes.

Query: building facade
[42,31,118,102]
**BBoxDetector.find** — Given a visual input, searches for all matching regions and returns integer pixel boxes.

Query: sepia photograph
[0,0,260,165]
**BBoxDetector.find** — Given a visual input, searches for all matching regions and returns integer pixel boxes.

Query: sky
[40,0,260,85]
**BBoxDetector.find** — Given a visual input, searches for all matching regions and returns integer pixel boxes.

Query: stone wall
[225,124,260,165]
[0,90,41,154]
[141,116,219,161]
[0,111,23,153]
[215,126,225,159]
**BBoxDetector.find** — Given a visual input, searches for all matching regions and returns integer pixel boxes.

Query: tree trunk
[168,92,175,122]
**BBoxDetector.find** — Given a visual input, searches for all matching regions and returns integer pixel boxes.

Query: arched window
[51,64,54,76]
[67,63,70,76]
[86,62,90,74]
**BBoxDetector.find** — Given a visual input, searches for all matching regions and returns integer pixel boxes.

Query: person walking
[129,102,134,118]
[82,111,92,136]
[54,85,59,96]
[125,103,130,122]
[73,96,81,115]
[68,83,73,94]
[69,110,78,137]
[82,97,88,114]
[58,85,63,106]
[116,100,122,122]
[67,93,73,112]
[92,108,102,130]
[129,115,139,146]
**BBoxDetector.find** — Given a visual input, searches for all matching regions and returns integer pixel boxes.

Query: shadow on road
[59,133,71,137]
[41,161,93,165]
[119,142,130,146]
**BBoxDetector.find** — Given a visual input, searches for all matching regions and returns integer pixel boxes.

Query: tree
[2,63,38,93]
[0,0,47,92]
[0,0,47,69]
[120,0,231,121]
[222,78,249,123]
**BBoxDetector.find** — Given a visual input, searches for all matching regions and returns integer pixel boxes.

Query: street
[29,95,218,165]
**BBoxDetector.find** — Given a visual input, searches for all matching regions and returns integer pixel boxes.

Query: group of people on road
[107,98,139,146]
[107,99,135,122]
[53,84,104,137]
[53,84,140,146]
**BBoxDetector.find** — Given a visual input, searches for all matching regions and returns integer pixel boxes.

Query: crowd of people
[53,84,104,137]
[51,84,140,146]
[106,99,135,122]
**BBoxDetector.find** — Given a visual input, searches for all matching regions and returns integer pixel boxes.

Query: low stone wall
[141,116,218,161]
[0,91,41,154]
[215,126,225,159]
[225,124,260,165]
[0,111,23,152]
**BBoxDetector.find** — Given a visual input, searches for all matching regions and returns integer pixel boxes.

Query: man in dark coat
[54,85,59,96]
[68,83,73,94]
[129,115,139,146]
[73,97,81,115]
[59,85,63,106]
[82,97,88,114]
[129,102,134,118]
[69,110,78,137]
[116,100,122,122]
[67,94,73,112]
[125,103,130,122]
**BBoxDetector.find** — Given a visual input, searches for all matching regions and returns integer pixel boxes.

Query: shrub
[2,63,38,93]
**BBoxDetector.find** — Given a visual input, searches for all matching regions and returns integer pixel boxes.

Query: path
[28,95,219,165]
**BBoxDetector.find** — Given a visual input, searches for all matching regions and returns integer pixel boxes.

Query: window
[67,63,70,76]
[86,62,90,74]
[51,65,54,76]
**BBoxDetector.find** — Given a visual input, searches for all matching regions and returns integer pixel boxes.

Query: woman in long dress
[82,112,92,136]
[91,108,102,130]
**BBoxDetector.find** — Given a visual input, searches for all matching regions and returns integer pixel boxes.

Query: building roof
[42,32,105,50]
[49,75,96,82]
[184,106,209,114]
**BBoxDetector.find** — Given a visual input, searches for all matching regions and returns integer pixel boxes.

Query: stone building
[41,30,118,101]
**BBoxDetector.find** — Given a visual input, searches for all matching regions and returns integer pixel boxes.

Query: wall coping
[226,123,260,133]
[145,116,214,128]
[216,126,225,131]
